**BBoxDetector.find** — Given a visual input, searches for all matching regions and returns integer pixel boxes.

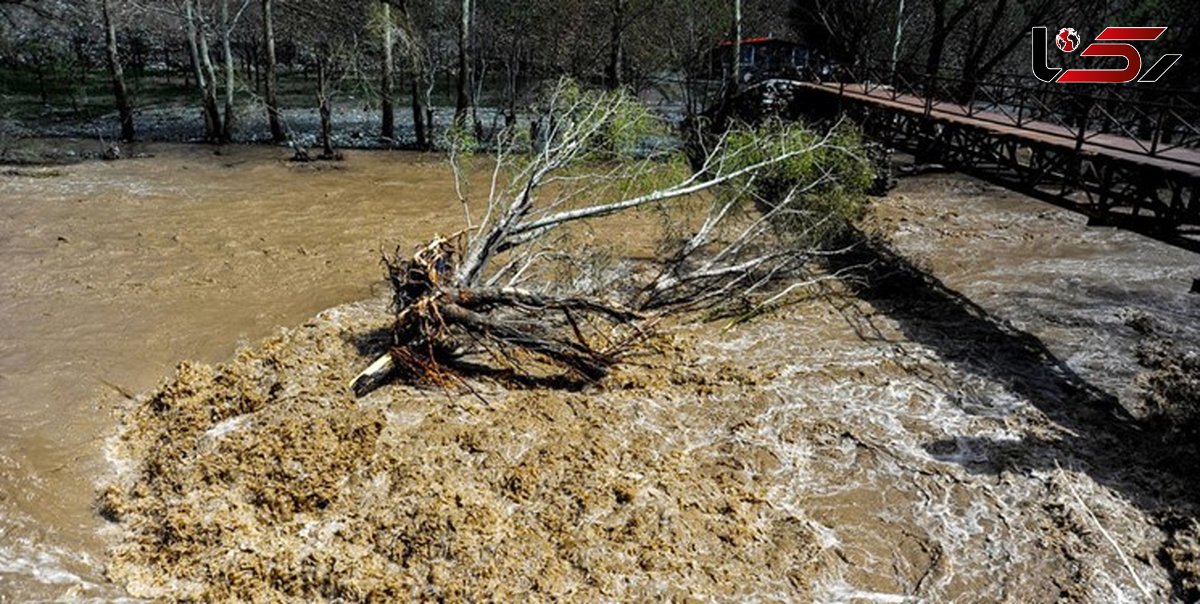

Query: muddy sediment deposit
[101,300,821,600]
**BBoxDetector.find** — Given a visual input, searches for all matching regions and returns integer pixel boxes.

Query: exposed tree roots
[351,237,645,396]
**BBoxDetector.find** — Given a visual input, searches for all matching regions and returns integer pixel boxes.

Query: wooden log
[351,352,395,397]
[447,286,642,321]
[437,302,610,380]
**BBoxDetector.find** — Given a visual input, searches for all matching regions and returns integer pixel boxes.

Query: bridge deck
[798,81,1200,178]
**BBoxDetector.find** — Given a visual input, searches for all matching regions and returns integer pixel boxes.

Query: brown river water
[1,143,1199,601]
[0,144,464,600]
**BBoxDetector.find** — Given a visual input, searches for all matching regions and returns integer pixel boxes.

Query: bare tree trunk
[454,0,472,125]
[197,16,224,142]
[184,0,222,142]
[220,0,237,142]
[411,78,429,149]
[249,42,260,94]
[890,0,904,78]
[957,0,1054,102]
[394,0,431,148]
[504,43,520,125]
[605,0,624,90]
[31,51,49,106]
[380,1,395,141]
[730,0,741,91]
[317,59,334,158]
[924,0,978,99]
[261,0,284,142]
[922,0,951,103]
[101,0,135,142]
[161,46,170,86]
[74,38,89,95]
[472,55,485,135]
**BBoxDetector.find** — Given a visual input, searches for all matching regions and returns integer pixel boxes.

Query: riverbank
[0,102,492,151]
[1,99,686,156]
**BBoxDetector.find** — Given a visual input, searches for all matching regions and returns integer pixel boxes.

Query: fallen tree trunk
[351,236,643,396]
[349,81,872,396]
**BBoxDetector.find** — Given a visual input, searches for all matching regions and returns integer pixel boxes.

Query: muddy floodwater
[2,144,1199,601]
[0,145,463,599]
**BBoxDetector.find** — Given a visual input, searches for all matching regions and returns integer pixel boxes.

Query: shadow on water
[824,228,1200,598]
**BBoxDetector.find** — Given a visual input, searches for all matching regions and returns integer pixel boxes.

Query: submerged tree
[352,80,873,395]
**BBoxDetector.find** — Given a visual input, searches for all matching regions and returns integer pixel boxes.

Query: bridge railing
[830,60,1200,166]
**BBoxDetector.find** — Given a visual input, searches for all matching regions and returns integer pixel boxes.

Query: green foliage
[720,118,875,248]
[444,78,685,211]
[365,1,394,39]
[534,79,665,161]
[442,117,480,156]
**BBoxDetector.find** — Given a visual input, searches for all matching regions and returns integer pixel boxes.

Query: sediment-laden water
[0,144,463,600]
[1,145,1197,601]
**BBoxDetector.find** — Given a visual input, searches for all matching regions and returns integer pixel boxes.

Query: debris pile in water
[1129,315,1200,441]
[1161,516,1200,602]
[100,300,821,600]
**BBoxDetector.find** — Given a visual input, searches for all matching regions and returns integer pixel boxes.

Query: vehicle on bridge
[692,37,839,126]
[712,37,834,85]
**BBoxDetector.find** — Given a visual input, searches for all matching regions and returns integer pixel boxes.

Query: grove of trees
[1,0,1194,147]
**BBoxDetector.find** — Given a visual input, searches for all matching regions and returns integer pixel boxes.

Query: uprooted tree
[351,80,875,395]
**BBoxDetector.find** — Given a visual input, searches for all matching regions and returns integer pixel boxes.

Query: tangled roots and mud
[352,237,645,396]
[101,301,821,601]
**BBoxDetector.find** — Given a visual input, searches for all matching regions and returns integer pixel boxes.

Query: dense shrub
[720,118,876,248]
